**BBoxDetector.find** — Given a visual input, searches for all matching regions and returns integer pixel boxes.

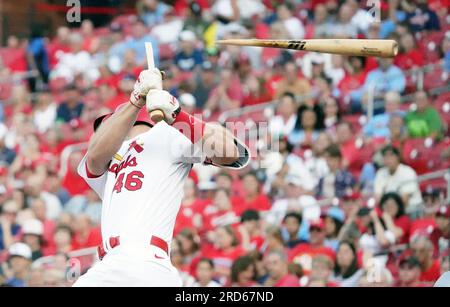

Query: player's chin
[213,156,240,166]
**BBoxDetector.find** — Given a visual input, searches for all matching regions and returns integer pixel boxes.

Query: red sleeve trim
[85,162,104,179]
[172,110,205,144]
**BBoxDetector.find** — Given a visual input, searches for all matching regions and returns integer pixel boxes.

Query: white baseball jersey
[78,121,249,251]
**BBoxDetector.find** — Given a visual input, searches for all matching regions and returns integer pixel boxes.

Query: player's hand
[145,89,180,124]
[130,68,164,108]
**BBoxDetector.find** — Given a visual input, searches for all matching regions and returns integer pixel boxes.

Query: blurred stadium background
[0,0,449,287]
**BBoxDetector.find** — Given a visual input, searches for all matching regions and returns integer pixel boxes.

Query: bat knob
[150,109,165,123]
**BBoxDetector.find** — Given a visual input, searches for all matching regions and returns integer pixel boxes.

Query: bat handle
[150,109,165,123]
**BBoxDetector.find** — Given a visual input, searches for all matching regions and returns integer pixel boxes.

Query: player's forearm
[87,103,140,175]
[203,123,239,166]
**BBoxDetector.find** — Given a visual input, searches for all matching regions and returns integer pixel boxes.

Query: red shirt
[410,217,436,240]
[71,227,102,250]
[201,244,246,270]
[173,199,205,236]
[231,194,271,216]
[394,50,424,70]
[288,243,336,275]
[62,167,90,196]
[274,274,300,287]
[420,259,441,283]
[394,215,411,244]
[429,228,450,256]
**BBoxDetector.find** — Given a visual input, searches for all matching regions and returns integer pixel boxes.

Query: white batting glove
[130,68,163,108]
[146,89,180,124]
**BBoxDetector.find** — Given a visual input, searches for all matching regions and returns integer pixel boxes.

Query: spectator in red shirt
[202,188,239,234]
[394,32,424,70]
[174,178,203,236]
[410,188,440,241]
[242,75,272,107]
[202,225,245,281]
[410,235,441,284]
[429,205,450,253]
[264,250,299,287]
[379,192,411,244]
[232,172,271,215]
[307,255,339,287]
[396,256,429,287]
[53,225,73,254]
[70,214,101,250]
[230,255,258,287]
[238,210,264,252]
[289,219,335,274]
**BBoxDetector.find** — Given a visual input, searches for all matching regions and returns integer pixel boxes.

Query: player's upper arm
[77,153,108,199]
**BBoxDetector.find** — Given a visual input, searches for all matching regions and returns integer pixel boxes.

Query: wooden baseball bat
[216,39,398,58]
[144,42,165,123]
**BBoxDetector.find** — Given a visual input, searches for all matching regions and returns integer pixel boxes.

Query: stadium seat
[402,138,448,174]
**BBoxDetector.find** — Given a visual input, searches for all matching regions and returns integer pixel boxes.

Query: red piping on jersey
[85,162,104,179]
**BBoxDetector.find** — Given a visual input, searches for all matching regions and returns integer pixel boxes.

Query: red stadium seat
[402,138,448,174]
[434,92,450,125]
[423,65,448,91]
[417,31,445,64]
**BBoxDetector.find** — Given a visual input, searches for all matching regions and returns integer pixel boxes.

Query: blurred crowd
[0,0,449,287]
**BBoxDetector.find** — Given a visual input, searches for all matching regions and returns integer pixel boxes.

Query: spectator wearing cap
[317,144,356,199]
[232,172,271,216]
[374,145,422,215]
[0,200,21,251]
[137,0,170,27]
[238,210,264,252]
[429,205,450,254]
[183,2,209,39]
[174,30,204,73]
[0,124,16,166]
[230,255,258,287]
[193,258,221,287]
[178,93,197,114]
[379,192,411,244]
[323,207,345,251]
[21,219,44,261]
[350,57,405,114]
[5,242,32,287]
[56,85,84,123]
[307,255,339,287]
[362,91,404,139]
[274,61,311,99]
[269,92,298,138]
[332,241,363,287]
[410,235,441,283]
[405,91,444,141]
[264,250,299,287]
[192,61,218,108]
[396,256,429,287]
[288,219,335,275]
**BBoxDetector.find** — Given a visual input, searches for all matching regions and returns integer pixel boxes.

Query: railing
[32,247,98,269]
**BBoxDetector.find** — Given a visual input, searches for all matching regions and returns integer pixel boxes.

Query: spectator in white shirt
[193,258,222,287]
[276,3,305,39]
[374,145,423,215]
[269,92,298,138]
[33,89,56,133]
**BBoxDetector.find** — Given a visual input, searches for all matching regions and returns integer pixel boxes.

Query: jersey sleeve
[77,153,108,200]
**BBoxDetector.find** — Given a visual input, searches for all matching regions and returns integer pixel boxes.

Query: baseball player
[73,68,249,286]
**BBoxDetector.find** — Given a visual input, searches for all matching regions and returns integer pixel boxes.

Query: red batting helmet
[93,103,153,131]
